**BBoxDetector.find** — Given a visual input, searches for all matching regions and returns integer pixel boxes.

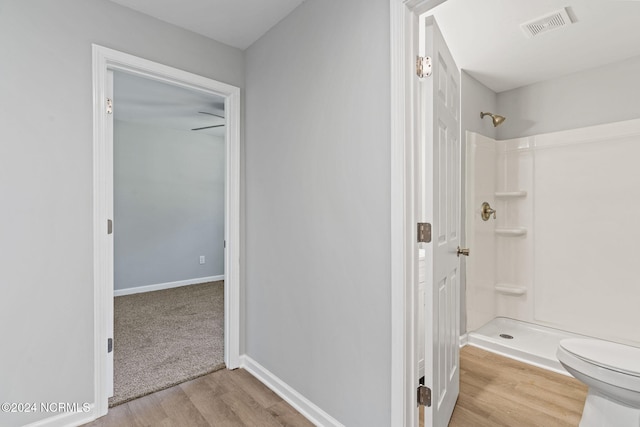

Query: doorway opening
[92,45,240,418]
[109,70,227,405]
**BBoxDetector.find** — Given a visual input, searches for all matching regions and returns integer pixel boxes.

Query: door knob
[457,246,470,257]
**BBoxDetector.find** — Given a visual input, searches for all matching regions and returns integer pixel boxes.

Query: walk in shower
[465,118,640,373]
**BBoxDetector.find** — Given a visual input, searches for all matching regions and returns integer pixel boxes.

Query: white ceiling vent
[521,8,573,38]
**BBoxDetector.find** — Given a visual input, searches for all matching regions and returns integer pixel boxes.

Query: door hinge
[417,222,432,243]
[106,98,113,115]
[416,56,432,78]
[107,219,113,235]
[417,385,432,407]
[107,338,113,353]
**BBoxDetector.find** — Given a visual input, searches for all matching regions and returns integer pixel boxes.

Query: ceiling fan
[192,111,225,131]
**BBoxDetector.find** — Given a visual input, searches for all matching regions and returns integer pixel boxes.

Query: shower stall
[465,118,640,373]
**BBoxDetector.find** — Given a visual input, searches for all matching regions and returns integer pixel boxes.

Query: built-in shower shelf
[495,190,527,198]
[495,284,527,296]
[495,227,527,236]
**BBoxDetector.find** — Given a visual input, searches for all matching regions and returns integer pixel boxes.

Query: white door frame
[91,45,241,418]
[390,1,448,426]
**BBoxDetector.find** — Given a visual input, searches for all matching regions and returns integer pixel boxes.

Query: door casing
[91,44,241,419]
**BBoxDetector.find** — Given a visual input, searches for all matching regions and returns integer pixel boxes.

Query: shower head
[480,112,506,127]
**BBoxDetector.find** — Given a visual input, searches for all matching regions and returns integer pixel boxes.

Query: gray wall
[114,121,225,291]
[460,71,497,334]
[497,54,640,139]
[244,0,391,425]
[0,1,243,425]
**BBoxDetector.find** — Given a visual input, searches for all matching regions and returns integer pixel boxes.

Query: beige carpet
[109,281,225,407]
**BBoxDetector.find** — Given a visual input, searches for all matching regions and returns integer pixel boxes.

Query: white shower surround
[466,118,640,347]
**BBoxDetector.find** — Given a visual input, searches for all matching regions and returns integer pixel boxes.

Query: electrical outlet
[199,256,205,264]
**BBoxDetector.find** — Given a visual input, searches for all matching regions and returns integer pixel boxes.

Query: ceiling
[108,0,306,50]
[109,0,305,133]
[114,71,226,137]
[429,0,640,92]
[110,0,640,128]
[109,0,640,93]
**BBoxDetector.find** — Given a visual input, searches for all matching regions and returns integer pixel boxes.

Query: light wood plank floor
[82,368,314,427]
[86,345,588,427]
[449,345,588,426]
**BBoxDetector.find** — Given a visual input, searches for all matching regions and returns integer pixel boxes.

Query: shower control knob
[457,246,470,257]
[481,202,496,221]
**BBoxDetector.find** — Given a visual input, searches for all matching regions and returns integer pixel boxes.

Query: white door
[419,15,461,427]
[106,69,115,398]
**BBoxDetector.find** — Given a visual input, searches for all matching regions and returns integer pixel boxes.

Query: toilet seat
[559,339,640,378]
[558,339,640,425]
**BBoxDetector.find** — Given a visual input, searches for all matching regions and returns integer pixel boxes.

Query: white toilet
[557,338,640,427]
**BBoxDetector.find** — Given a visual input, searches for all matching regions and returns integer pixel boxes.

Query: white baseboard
[460,333,469,347]
[22,404,96,427]
[114,275,224,296]
[240,355,344,427]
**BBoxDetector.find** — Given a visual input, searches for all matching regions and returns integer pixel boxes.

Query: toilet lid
[560,339,640,377]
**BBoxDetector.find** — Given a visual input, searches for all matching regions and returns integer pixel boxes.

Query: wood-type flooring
[82,368,314,427]
[449,345,587,426]
[85,345,588,426]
